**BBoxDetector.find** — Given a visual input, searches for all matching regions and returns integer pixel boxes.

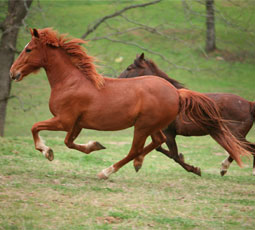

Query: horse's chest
[48,92,81,116]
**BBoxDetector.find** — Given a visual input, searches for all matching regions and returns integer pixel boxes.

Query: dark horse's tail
[178,89,251,167]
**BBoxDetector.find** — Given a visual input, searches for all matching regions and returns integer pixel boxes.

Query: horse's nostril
[15,73,21,80]
[10,72,21,81]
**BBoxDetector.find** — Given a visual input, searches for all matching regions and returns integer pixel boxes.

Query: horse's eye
[26,48,32,53]
[127,66,132,71]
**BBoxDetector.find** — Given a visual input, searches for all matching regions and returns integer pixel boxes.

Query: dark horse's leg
[156,131,201,176]
[98,130,166,179]
[133,128,201,176]
[220,141,255,176]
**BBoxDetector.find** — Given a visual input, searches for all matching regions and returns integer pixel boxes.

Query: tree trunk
[0,0,33,136]
[205,0,216,53]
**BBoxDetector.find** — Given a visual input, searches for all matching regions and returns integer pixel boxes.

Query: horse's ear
[139,53,145,60]
[33,28,40,38]
[29,28,33,36]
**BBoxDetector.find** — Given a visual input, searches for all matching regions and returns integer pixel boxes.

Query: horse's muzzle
[10,72,21,81]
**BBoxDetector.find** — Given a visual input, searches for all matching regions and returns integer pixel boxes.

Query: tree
[205,0,216,52]
[0,0,33,136]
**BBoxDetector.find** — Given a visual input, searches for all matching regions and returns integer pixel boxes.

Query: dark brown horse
[10,29,250,179]
[119,53,255,176]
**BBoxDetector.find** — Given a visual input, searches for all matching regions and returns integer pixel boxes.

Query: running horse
[10,28,250,179]
[119,53,255,176]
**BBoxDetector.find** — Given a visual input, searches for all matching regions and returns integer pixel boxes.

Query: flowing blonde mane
[37,28,105,89]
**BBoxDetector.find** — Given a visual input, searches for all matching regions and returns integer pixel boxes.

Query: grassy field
[1,1,255,229]
[0,131,255,230]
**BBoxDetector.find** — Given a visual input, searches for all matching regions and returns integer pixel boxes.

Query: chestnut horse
[10,28,250,179]
[119,53,255,176]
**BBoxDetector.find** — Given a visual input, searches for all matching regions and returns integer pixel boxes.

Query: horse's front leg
[64,125,105,154]
[31,117,65,161]
[98,130,166,180]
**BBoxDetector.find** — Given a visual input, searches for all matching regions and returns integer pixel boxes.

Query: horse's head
[118,53,155,79]
[119,53,185,89]
[10,28,47,82]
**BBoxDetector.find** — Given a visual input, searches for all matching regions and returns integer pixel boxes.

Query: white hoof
[97,171,109,180]
[97,165,115,180]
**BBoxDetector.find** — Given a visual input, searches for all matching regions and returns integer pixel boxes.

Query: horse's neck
[153,67,184,89]
[44,48,85,89]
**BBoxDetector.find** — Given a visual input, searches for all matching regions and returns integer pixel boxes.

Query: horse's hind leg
[248,143,255,176]
[64,125,105,154]
[220,156,234,176]
[219,139,255,176]
[31,117,65,161]
[98,130,166,179]
[133,129,201,176]
[132,128,177,172]
[157,132,201,176]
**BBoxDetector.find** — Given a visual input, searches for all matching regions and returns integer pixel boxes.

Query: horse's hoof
[45,148,54,161]
[179,153,185,162]
[95,141,106,150]
[134,164,142,172]
[195,167,201,176]
[220,170,227,176]
[97,171,108,180]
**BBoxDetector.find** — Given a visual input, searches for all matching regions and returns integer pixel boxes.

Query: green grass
[1,1,255,229]
[0,131,255,230]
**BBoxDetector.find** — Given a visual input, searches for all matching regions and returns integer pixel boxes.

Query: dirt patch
[107,141,129,146]
[96,216,122,224]
[204,49,255,63]
[213,152,227,156]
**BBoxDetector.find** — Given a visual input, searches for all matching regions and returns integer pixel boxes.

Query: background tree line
[0,0,254,136]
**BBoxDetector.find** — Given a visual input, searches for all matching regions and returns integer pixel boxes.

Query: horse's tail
[178,88,251,167]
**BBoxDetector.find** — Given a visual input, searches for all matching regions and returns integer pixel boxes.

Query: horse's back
[206,93,252,121]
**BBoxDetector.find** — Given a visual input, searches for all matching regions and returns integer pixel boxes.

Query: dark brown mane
[37,28,105,89]
[144,59,185,89]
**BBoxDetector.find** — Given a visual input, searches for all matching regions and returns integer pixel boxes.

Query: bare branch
[89,27,143,41]
[120,15,190,44]
[0,94,42,112]
[81,0,161,39]
[92,36,192,71]
[8,44,21,54]
[182,0,207,17]
[0,95,16,103]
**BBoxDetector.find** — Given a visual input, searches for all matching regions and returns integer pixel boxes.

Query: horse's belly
[80,118,135,131]
[174,117,209,136]
[79,106,139,131]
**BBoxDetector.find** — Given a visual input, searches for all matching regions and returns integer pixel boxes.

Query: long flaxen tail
[178,88,251,167]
